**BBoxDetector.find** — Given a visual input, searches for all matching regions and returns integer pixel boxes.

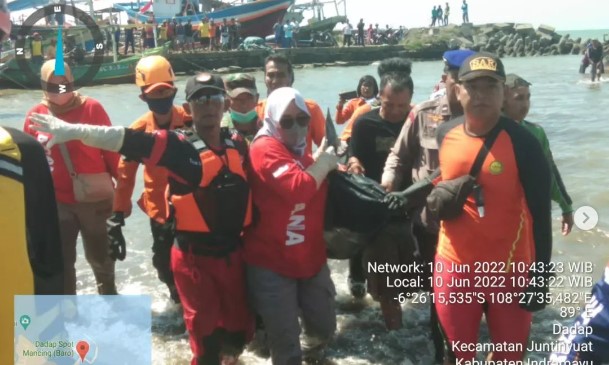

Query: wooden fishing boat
[0,43,168,88]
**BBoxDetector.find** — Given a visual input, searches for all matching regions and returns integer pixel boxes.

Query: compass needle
[54,6,64,77]
[15,4,104,89]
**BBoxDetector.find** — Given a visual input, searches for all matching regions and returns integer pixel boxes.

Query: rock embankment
[402,23,609,59]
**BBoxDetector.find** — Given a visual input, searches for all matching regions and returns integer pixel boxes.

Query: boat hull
[0,45,166,89]
[113,0,293,38]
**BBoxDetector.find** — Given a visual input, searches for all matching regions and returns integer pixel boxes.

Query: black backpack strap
[469,123,502,177]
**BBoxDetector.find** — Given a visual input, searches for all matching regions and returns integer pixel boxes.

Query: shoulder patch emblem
[489,160,504,175]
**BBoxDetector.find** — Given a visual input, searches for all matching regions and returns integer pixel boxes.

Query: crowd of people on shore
[3,0,609,363]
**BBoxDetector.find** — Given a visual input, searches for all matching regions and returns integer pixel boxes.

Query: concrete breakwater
[167,23,608,75]
[167,45,446,74]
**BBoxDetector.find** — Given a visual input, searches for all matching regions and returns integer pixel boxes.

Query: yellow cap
[135,55,176,91]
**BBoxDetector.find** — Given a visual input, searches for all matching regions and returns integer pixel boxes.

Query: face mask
[279,123,308,150]
[144,93,176,115]
[230,109,258,124]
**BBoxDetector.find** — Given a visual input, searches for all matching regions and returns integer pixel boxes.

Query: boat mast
[87,0,94,19]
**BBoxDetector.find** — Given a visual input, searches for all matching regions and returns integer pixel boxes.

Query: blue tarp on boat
[8,0,52,12]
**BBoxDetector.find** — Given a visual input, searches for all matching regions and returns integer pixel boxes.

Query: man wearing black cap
[28,72,254,365]
[380,48,474,362]
[429,52,552,362]
[503,73,573,236]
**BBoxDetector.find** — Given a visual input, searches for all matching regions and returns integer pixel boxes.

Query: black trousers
[150,218,177,293]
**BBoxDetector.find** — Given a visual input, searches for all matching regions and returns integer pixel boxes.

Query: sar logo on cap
[469,57,497,72]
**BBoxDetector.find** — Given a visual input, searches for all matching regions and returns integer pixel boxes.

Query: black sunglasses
[279,115,310,129]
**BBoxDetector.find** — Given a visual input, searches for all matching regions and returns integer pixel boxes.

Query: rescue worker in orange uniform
[107,55,191,303]
[29,72,254,365]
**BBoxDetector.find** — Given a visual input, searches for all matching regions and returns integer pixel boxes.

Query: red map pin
[76,341,90,363]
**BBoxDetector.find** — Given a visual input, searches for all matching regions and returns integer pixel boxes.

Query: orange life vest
[170,129,252,247]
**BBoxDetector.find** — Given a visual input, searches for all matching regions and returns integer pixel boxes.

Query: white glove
[312,137,328,161]
[29,113,125,152]
[336,139,349,157]
[306,145,339,189]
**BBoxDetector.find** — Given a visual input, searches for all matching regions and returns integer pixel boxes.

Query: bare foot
[380,299,402,330]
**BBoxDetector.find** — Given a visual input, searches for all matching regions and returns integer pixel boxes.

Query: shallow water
[2,54,609,364]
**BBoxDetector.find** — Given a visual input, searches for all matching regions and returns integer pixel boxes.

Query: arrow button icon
[574,206,598,231]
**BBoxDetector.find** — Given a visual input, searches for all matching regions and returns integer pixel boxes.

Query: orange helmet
[0,0,10,42]
[135,55,176,93]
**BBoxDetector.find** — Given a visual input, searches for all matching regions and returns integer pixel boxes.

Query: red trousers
[434,255,532,361]
[171,246,254,364]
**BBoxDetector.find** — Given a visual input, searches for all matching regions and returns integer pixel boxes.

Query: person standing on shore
[342,21,353,47]
[45,38,57,60]
[220,18,230,50]
[357,18,365,46]
[444,2,450,25]
[109,55,192,304]
[199,18,210,50]
[284,20,294,48]
[175,20,185,52]
[461,0,469,23]
[209,19,218,51]
[256,54,325,155]
[436,5,443,27]
[184,19,194,52]
[502,73,574,235]
[273,20,283,48]
[124,19,135,54]
[30,32,43,66]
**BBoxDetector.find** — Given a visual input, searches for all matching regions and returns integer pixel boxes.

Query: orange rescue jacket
[112,105,192,222]
[171,132,252,234]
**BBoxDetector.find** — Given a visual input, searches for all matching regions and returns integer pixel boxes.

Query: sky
[314,0,609,31]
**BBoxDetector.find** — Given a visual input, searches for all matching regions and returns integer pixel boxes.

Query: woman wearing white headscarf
[244,87,338,364]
